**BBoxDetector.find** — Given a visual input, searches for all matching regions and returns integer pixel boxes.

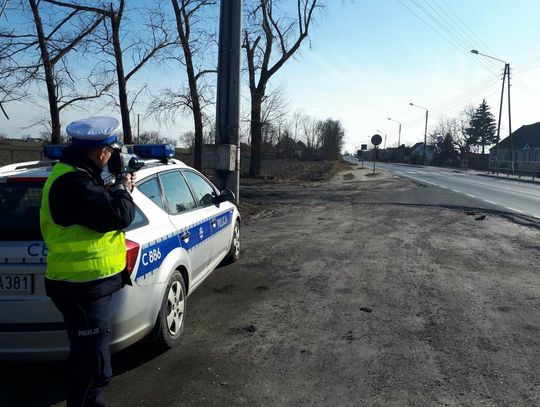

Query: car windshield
[0,182,44,241]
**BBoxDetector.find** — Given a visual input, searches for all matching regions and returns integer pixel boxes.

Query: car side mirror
[213,188,235,205]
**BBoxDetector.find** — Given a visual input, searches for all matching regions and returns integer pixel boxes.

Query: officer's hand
[123,173,136,192]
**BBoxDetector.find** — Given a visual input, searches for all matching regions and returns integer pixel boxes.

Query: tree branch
[44,0,110,17]
[50,15,105,64]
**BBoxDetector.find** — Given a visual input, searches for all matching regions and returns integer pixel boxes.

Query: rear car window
[0,182,44,241]
[124,207,148,232]
[138,177,165,210]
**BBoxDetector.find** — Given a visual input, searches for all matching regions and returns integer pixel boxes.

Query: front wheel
[153,271,186,349]
[222,220,240,265]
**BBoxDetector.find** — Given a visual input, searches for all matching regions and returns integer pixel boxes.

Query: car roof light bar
[132,144,175,160]
[43,145,68,160]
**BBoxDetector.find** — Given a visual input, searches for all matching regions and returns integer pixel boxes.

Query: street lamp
[387,118,402,147]
[409,102,429,165]
[470,49,512,174]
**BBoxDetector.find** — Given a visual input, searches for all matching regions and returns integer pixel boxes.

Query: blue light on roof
[133,144,175,160]
[43,145,68,160]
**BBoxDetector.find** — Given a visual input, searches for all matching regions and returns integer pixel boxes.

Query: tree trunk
[111,6,132,143]
[29,0,61,143]
[191,91,204,170]
[249,92,263,177]
[170,0,207,170]
[184,33,203,170]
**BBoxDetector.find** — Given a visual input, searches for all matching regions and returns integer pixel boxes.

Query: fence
[488,160,540,179]
[0,142,43,166]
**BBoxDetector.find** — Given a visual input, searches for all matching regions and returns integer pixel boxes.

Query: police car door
[158,170,211,281]
[182,170,233,270]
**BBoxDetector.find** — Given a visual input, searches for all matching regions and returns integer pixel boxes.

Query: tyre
[222,220,240,265]
[153,270,187,349]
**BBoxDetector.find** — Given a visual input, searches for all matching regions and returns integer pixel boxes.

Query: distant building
[490,122,540,162]
[25,137,44,143]
[275,136,306,159]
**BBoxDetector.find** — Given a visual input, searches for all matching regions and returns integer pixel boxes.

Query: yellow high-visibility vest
[40,162,126,282]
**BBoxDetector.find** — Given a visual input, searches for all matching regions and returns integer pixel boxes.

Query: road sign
[371,134,382,146]
[522,143,532,151]
[361,144,367,151]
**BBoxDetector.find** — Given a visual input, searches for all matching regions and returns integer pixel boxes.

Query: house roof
[490,122,540,151]
[275,136,306,150]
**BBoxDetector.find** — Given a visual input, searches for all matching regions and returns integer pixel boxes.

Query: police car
[0,144,240,360]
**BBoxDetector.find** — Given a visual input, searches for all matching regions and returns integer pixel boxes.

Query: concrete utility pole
[471,50,513,174]
[507,64,513,173]
[215,0,242,202]
[409,103,429,165]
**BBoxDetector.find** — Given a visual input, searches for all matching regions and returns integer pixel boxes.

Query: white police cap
[66,116,121,148]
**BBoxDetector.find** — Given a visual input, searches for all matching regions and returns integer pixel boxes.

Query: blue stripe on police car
[135,209,233,281]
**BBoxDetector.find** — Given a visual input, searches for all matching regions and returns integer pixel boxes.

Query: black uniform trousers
[49,288,113,407]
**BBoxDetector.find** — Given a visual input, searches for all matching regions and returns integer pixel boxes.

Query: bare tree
[260,84,290,137]
[300,113,320,155]
[45,0,174,143]
[430,106,477,160]
[146,0,217,170]
[135,130,177,146]
[317,118,344,161]
[289,109,306,141]
[243,0,323,176]
[0,1,106,141]
[170,0,216,169]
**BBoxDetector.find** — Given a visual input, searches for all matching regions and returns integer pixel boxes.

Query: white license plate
[0,274,33,295]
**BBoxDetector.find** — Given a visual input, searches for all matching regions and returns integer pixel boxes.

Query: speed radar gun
[107,148,145,177]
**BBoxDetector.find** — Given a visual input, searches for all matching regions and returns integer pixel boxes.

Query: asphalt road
[372,162,540,219]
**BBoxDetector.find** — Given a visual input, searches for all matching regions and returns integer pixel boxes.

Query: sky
[2,0,540,154]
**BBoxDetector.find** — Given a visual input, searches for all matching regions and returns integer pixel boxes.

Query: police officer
[40,116,136,407]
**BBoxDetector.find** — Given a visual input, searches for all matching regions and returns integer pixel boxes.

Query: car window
[125,207,148,232]
[159,171,197,214]
[0,182,44,241]
[183,170,216,207]
[138,177,165,210]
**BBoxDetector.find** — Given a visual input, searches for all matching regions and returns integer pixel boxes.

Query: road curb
[476,172,540,186]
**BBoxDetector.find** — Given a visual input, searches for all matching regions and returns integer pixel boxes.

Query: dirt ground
[4,165,540,407]
[203,166,540,406]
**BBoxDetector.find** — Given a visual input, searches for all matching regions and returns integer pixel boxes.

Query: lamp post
[387,118,401,147]
[409,102,429,165]
[471,49,512,174]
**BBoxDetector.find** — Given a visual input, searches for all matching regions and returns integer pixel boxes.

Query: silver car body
[0,157,240,360]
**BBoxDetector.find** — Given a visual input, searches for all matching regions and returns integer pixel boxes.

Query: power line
[401,0,499,75]
[401,76,502,128]
[432,0,498,60]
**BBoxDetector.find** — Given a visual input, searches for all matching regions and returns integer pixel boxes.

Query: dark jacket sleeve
[49,171,136,233]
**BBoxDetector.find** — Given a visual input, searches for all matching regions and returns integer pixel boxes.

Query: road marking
[482,199,497,205]
[432,174,540,198]
[465,193,476,198]
[440,186,448,189]
[506,207,524,214]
